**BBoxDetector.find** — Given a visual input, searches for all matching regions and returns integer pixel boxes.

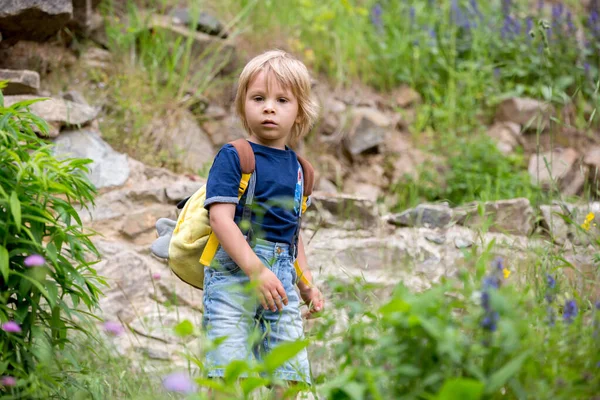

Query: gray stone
[528,148,582,194]
[454,237,474,249]
[0,41,77,75]
[393,86,422,108]
[53,129,130,189]
[388,204,453,229]
[165,180,204,202]
[0,68,39,95]
[62,90,88,106]
[80,47,112,70]
[486,121,520,154]
[425,233,446,245]
[454,198,534,236]
[145,109,215,173]
[495,97,554,131]
[342,107,390,155]
[201,113,246,148]
[305,192,379,231]
[169,7,227,38]
[4,95,98,137]
[0,0,73,42]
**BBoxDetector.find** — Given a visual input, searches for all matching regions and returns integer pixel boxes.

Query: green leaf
[342,382,366,400]
[485,351,530,394]
[173,319,194,337]
[437,378,484,400]
[10,191,21,231]
[240,377,270,394]
[261,339,309,373]
[0,245,8,282]
[224,360,250,384]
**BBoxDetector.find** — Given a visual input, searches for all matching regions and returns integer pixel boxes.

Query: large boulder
[454,198,535,236]
[53,129,130,189]
[342,107,391,156]
[495,97,554,131]
[144,109,216,173]
[387,204,453,229]
[528,148,584,195]
[0,0,72,43]
[304,192,379,231]
[0,68,39,95]
[3,95,98,137]
[0,41,77,74]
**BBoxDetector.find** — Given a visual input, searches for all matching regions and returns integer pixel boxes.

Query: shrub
[0,90,104,394]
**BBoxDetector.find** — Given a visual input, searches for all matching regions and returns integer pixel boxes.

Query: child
[202,50,324,386]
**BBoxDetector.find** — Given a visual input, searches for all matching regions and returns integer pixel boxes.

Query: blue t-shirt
[204,141,309,245]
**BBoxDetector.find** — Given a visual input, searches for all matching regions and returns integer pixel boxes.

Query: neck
[247,135,287,150]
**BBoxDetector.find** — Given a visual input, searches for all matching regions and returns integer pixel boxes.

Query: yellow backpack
[151,139,314,289]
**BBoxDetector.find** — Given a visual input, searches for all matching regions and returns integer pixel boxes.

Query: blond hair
[235,50,319,139]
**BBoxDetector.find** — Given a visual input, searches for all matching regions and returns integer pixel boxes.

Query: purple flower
[24,254,45,267]
[547,306,556,326]
[502,0,511,16]
[371,3,383,31]
[481,291,491,311]
[481,311,499,332]
[103,321,125,336]
[563,299,578,324]
[491,257,504,271]
[0,376,16,387]
[526,17,534,36]
[162,372,197,393]
[595,300,600,310]
[152,272,161,280]
[546,274,556,289]
[483,275,500,290]
[537,0,544,12]
[469,0,483,20]
[585,62,591,75]
[1,321,21,333]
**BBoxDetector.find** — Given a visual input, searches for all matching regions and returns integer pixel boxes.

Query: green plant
[392,134,543,209]
[0,90,104,395]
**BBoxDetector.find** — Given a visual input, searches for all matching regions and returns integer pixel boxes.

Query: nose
[263,99,275,113]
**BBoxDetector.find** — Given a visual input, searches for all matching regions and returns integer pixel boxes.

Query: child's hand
[251,267,288,312]
[300,286,324,319]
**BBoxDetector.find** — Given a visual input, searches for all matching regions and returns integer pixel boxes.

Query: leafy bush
[392,135,542,209]
[312,250,600,399]
[0,91,104,394]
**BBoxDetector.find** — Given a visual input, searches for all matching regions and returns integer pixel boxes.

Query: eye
[278,98,289,103]
[253,96,264,102]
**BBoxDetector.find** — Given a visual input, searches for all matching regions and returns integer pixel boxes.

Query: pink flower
[103,321,125,336]
[152,272,161,280]
[24,254,45,267]
[1,376,16,387]
[1,321,21,333]
[162,371,196,393]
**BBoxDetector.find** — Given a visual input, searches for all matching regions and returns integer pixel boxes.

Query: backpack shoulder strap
[230,139,255,173]
[297,155,314,196]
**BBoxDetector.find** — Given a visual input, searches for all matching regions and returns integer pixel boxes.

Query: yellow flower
[581,212,595,231]
[503,268,511,279]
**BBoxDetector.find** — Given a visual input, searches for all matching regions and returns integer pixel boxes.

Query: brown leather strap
[229,139,255,174]
[297,156,314,196]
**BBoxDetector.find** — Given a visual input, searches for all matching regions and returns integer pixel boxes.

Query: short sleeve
[204,144,242,209]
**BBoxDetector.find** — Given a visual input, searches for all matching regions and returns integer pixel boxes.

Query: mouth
[261,120,278,127]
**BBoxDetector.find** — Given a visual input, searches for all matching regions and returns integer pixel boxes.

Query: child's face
[244,70,300,149]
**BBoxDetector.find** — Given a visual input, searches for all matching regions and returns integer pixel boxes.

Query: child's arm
[209,203,288,312]
[295,235,324,317]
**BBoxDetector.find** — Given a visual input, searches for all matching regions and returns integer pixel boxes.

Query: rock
[305,192,379,230]
[0,41,77,75]
[80,47,112,70]
[454,237,474,249]
[528,148,582,195]
[69,0,102,35]
[165,180,203,202]
[61,90,88,106]
[140,14,236,74]
[145,109,215,173]
[454,198,534,236]
[316,178,338,193]
[486,122,521,154]
[540,202,600,245]
[392,86,422,108]
[201,113,246,147]
[201,104,227,120]
[0,68,39,95]
[387,204,453,229]
[425,233,446,245]
[342,107,390,156]
[53,129,130,189]
[3,95,98,137]
[583,146,600,187]
[0,0,72,43]
[169,7,227,38]
[495,97,554,131]
[342,181,381,202]
[120,204,176,244]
